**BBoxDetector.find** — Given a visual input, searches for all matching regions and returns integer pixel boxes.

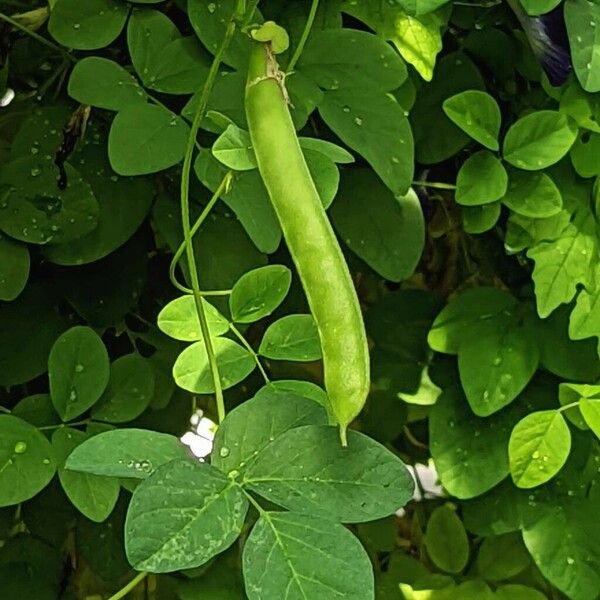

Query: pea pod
[244,25,370,445]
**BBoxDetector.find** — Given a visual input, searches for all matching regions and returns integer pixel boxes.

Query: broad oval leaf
[579,397,600,439]
[243,511,374,600]
[458,309,539,416]
[508,410,571,488]
[503,110,577,170]
[48,326,110,422]
[258,314,322,361]
[48,0,128,50]
[108,104,189,176]
[92,354,155,423]
[523,499,600,600]
[565,0,600,93]
[462,202,502,234]
[319,89,414,196]
[0,156,99,245]
[443,90,501,150]
[0,415,55,507]
[158,295,229,341]
[212,124,256,171]
[245,425,415,523]
[52,427,119,523]
[455,151,507,206]
[0,234,29,301]
[425,505,469,574]
[476,533,531,581]
[299,28,407,91]
[173,337,255,393]
[65,429,192,479]
[229,265,292,323]
[68,57,146,111]
[331,169,424,282]
[428,287,517,354]
[212,390,328,476]
[502,170,563,218]
[125,459,248,572]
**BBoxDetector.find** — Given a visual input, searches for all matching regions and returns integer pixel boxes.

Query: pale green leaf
[229,265,292,323]
[258,314,322,361]
[565,0,600,92]
[455,151,507,206]
[425,505,469,574]
[509,410,571,488]
[158,295,229,341]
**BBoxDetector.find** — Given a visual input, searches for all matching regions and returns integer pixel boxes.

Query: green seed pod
[245,37,370,445]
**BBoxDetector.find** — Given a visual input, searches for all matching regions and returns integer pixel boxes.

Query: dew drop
[219,446,230,458]
[532,450,540,460]
[14,441,27,454]
[207,2,216,12]
[30,167,41,177]
[567,557,575,565]
[75,363,84,373]
[354,116,363,126]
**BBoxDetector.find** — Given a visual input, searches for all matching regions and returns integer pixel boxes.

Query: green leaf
[52,428,119,523]
[0,156,99,245]
[505,209,570,254]
[458,308,539,416]
[48,326,110,422]
[0,234,29,301]
[455,151,507,206]
[495,585,546,600]
[509,410,571,488]
[242,511,374,600]
[558,382,594,430]
[299,29,407,91]
[12,394,59,429]
[158,295,229,341]
[212,390,328,476]
[411,52,484,164]
[341,0,447,80]
[565,0,600,93]
[331,169,424,282]
[188,0,254,70]
[173,337,255,393]
[92,354,155,423]
[502,170,563,218]
[397,0,451,15]
[319,89,414,195]
[65,428,191,479]
[579,397,600,439]
[229,265,292,323]
[528,211,596,317]
[476,533,531,581]
[0,282,68,386]
[523,499,600,600]
[125,459,248,572]
[503,111,577,170]
[519,0,562,14]
[48,0,128,50]
[570,131,600,178]
[212,124,256,171]
[43,129,154,265]
[428,287,517,354]
[0,415,55,507]
[255,380,329,410]
[430,387,524,499]
[560,81,600,133]
[442,90,501,150]
[108,104,189,176]
[194,150,281,253]
[245,425,414,523]
[425,505,469,574]
[68,57,146,111]
[462,202,501,234]
[298,137,355,163]
[258,314,322,361]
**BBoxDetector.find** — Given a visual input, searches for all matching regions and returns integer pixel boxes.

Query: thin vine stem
[170,172,233,295]
[412,180,457,190]
[287,0,319,72]
[106,571,148,600]
[37,420,89,431]
[229,324,270,383]
[558,401,580,413]
[0,11,75,63]
[179,1,250,424]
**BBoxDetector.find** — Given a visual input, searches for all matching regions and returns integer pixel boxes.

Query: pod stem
[179,0,253,423]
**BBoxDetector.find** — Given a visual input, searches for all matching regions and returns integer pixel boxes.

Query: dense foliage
[0,0,599,598]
